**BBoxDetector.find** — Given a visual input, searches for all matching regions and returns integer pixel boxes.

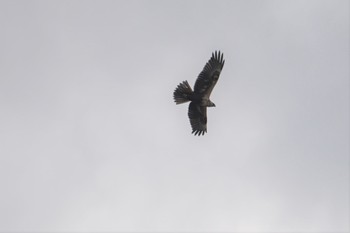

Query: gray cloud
[0,0,348,231]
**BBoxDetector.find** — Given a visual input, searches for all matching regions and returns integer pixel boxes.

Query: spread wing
[188,102,207,136]
[193,51,225,98]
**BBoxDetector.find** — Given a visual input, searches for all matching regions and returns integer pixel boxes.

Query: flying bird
[173,51,225,136]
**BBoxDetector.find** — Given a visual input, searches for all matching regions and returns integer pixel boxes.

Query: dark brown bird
[173,51,225,136]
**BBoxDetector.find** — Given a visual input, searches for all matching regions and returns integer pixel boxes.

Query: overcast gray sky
[0,0,349,232]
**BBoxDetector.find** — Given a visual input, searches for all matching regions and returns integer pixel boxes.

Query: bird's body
[173,51,225,136]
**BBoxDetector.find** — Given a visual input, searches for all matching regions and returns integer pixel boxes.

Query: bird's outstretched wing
[188,102,207,136]
[193,51,225,98]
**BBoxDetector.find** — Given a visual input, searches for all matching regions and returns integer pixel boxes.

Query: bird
[173,51,225,136]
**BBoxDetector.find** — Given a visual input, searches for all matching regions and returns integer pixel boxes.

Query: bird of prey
[173,51,225,136]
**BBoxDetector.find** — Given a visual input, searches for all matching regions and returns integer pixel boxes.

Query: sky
[0,0,349,232]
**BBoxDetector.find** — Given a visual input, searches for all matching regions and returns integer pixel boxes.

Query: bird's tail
[173,80,193,104]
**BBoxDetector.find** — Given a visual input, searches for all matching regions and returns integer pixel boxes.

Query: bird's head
[208,100,216,107]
